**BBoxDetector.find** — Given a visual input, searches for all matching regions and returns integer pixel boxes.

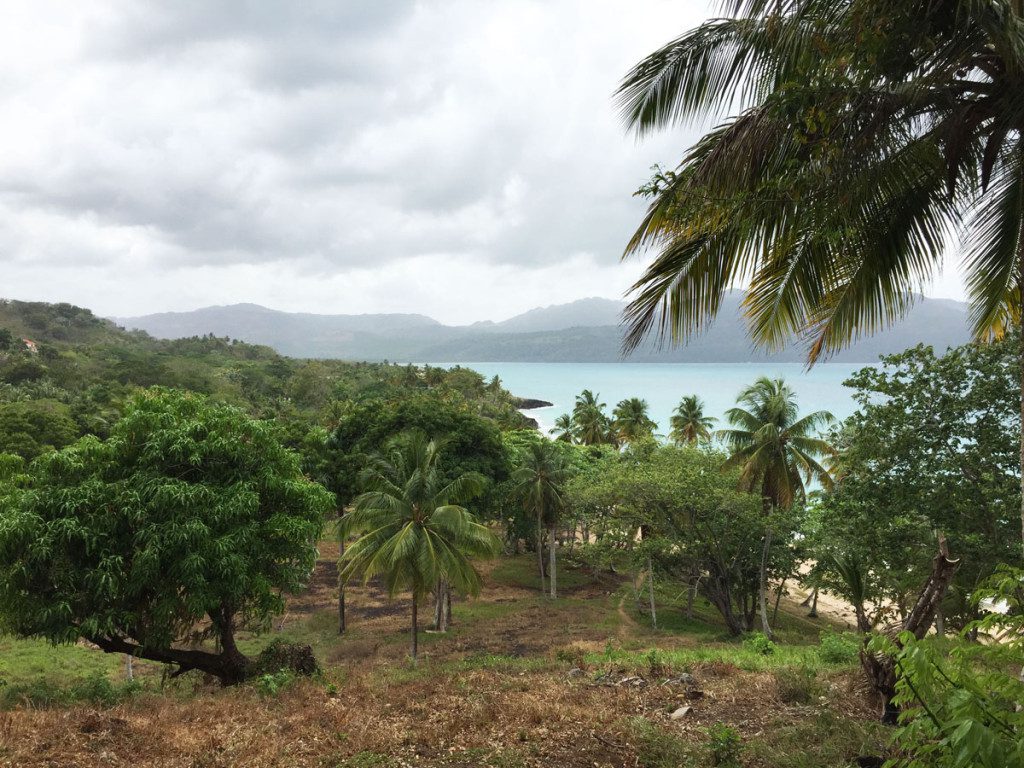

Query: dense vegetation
[0,298,1020,766]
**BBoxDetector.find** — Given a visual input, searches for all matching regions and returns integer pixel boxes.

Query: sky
[0,1,967,325]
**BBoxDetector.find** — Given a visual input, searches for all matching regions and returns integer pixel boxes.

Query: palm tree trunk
[771,573,787,626]
[647,555,657,629]
[410,593,419,663]
[1019,289,1023,560]
[536,516,546,595]
[337,536,346,635]
[759,526,774,639]
[548,525,557,599]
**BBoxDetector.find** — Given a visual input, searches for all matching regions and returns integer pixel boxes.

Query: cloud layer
[0,1,965,323]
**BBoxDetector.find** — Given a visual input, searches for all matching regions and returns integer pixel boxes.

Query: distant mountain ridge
[114,294,972,363]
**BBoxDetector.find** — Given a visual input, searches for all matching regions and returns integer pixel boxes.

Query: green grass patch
[586,640,849,675]
[490,555,595,592]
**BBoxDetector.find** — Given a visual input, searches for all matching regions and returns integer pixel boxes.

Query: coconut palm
[669,395,716,445]
[718,377,834,638]
[617,1,1024,553]
[339,433,500,661]
[612,397,658,445]
[550,414,575,443]
[572,390,614,446]
[512,441,570,598]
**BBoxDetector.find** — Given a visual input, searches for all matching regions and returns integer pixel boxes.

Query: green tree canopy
[0,388,333,684]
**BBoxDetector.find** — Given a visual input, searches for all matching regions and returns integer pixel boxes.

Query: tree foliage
[0,389,333,684]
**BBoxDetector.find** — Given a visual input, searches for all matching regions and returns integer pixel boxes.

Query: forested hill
[0,299,535,460]
[115,293,972,363]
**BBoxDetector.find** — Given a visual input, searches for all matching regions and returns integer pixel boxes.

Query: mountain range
[113,294,972,363]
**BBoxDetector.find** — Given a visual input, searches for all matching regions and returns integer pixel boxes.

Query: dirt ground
[0,547,886,768]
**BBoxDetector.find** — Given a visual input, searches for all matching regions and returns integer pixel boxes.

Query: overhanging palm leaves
[340,432,500,660]
[617,0,1024,357]
[670,395,717,445]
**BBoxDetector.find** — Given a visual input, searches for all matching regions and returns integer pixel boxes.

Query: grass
[0,547,886,767]
[490,555,597,592]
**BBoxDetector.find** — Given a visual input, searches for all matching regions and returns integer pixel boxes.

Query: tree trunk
[759,526,774,639]
[337,535,346,635]
[808,587,819,618]
[771,574,787,626]
[647,555,657,629]
[433,579,451,632]
[860,537,960,723]
[124,654,133,681]
[548,525,557,599]
[934,605,944,636]
[1019,296,1023,558]
[686,573,698,620]
[411,593,419,663]
[536,517,546,595]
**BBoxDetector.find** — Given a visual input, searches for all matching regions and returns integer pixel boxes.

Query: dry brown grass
[0,546,885,767]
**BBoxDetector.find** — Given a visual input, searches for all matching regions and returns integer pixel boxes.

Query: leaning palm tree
[617,1,1024,554]
[512,441,570,598]
[669,395,716,446]
[612,397,658,445]
[339,433,501,661]
[550,414,575,443]
[718,377,834,638]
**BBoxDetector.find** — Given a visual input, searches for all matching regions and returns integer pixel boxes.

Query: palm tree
[573,390,614,446]
[550,414,575,443]
[512,441,570,598]
[669,395,716,445]
[339,433,500,662]
[617,1,1024,554]
[612,397,658,445]
[718,377,834,638]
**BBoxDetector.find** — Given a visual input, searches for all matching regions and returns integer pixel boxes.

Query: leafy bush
[253,670,295,698]
[773,665,819,704]
[818,629,860,664]
[742,632,776,656]
[706,722,742,767]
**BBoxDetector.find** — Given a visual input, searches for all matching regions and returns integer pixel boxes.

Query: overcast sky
[0,1,967,325]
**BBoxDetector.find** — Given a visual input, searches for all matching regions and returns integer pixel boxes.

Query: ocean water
[443,362,868,436]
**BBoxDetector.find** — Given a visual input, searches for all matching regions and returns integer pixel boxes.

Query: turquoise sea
[442,362,868,436]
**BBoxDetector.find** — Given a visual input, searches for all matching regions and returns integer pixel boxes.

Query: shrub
[818,629,860,664]
[255,640,321,678]
[706,722,742,766]
[773,665,820,704]
[645,649,667,677]
[253,670,295,698]
[742,631,776,656]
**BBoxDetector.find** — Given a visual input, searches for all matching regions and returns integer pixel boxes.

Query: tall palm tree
[339,433,500,661]
[669,395,716,445]
[718,377,834,638]
[612,397,658,445]
[550,414,575,443]
[617,1,1024,554]
[573,390,614,446]
[512,441,570,598]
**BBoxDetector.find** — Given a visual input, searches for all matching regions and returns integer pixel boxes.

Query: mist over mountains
[114,293,971,364]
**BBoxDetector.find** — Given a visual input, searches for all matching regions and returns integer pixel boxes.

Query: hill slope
[116,294,972,363]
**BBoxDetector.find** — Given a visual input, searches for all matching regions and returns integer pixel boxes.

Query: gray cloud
[0,1,966,323]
